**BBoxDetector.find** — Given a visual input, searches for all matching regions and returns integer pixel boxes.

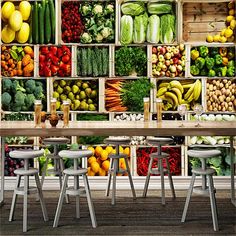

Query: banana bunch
[156,79,202,110]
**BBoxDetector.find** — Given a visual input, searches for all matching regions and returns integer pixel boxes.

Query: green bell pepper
[214,54,223,65]
[195,57,205,69]
[208,69,216,77]
[227,67,235,77]
[209,47,219,57]
[205,57,215,70]
[190,65,200,76]
[199,46,209,58]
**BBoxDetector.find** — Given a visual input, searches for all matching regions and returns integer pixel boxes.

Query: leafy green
[146,15,160,43]
[133,12,148,44]
[121,2,145,16]
[120,15,133,45]
[147,3,173,15]
[160,14,175,44]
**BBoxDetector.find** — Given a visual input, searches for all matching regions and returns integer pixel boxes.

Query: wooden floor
[0,190,235,235]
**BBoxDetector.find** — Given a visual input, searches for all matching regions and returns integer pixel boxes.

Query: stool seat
[192,167,216,175]
[14,168,38,176]
[43,137,70,145]
[63,168,87,176]
[150,152,169,159]
[104,137,131,145]
[9,150,44,159]
[147,137,173,146]
[109,153,128,159]
[187,150,221,158]
[46,153,61,159]
[150,168,168,175]
[59,150,93,159]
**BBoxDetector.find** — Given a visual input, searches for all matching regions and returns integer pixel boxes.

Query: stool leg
[208,175,219,231]
[111,159,118,205]
[181,173,196,223]
[166,157,176,199]
[83,174,97,228]
[40,157,49,189]
[124,157,136,199]
[75,175,80,219]
[159,158,165,205]
[59,158,69,204]
[23,175,28,232]
[143,156,154,197]
[53,174,69,227]
[9,175,21,221]
[105,158,114,197]
[35,174,48,222]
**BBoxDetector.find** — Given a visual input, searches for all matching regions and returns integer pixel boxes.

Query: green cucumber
[87,48,92,76]
[32,2,39,43]
[28,6,33,44]
[48,0,55,43]
[102,47,109,76]
[81,48,88,76]
[45,3,51,43]
[77,48,82,76]
[38,4,44,44]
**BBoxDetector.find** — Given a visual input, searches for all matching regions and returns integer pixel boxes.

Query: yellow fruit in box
[91,162,100,173]
[100,150,108,161]
[105,146,113,154]
[9,10,23,31]
[88,156,96,166]
[230,20,235,30]
[1,1,15,20]
[1,25,15,43]
[102,160,110,171]
[224,27,233,38]
[96,158,103,166]
[98,168,106,176]
[219,36,227,43]
[226,15,235,23]
[87,167,95,176]
[16,22,30,43]
[119,146,124,153]
[206,35,213,43]
[123,147,130,156]
[119,158,126,169]
[220,28,226,36]
[111,149,116,154]
[213,34,220,42]
[95,146,103,157]
[19,1,31,21]
[87,146,95,155]
[229,9,235,16]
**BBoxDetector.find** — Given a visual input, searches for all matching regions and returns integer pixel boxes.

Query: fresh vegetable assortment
[105,78,154,112]
[1,79,47,112]
[53,79,98,111]
[156,79,202,111]
[86,145,130,176]
[206,79,236,112]
[206,1,235,43]
[190,46,235,77]
[39,46,71,77]
[1,45,34,77]
[137,147,181,176]
[152,45,185,77]
[61,1,115,43]
[115,47,147,76]
[120,1,176,44]
[77,47,109,77]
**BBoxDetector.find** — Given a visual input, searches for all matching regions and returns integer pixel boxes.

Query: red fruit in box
[152,47,157,54]
[57,48,63,58]
[44,66,52,77]
[61,54,70,63]
[51,65,59,75]
[41,46,49,54]
[60,62,71,75]
[51,56,60,65]
[58,69,64,77]
[61,45,70,55]
[39,54,46,62]
[50,46,58,55]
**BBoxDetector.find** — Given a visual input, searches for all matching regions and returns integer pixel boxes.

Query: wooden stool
[104,137,136,205]
[9,150,48,232]
[143,137,176,205]
[53,149,97,228]
[181,149,221,231]
[40,137,70,203]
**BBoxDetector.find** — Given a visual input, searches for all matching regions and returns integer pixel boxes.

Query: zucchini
[95,47,102,76]
[45,3,51,44]
[32,2,38,43]
[77,48,82,76]
[81,48,88,76]
[38,4,44,44]
[102,47,109,76]
[28,6,33,44]
[92,50,98,77]
[48,0,55,43]
[87,48,92,76]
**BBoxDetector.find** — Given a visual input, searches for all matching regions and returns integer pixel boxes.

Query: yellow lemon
[206,35,213,43]
[100,150,109,161]
[119,158,127,169]
[95,146,103,157]
[123,147,130,156]
[87,146,95,155]
[226,15,235,23]
[98,168,106,176]
[229,9,235,16]
[219,36,227,43]
[111,149,116,154]
[91,162,100,173]
[119,146,124,153]
[105,146,113,154]
[88,156,97,166]
[1,1,15,20]
[102,160,110,171]
[87,167,95,176]
[220,28,227,36]
[230,19,235,30]
[213,34,220,42]
[224,27,233,38]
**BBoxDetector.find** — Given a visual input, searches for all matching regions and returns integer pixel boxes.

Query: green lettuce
[120,15,133,45]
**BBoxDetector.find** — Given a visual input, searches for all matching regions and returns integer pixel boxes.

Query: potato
[219,95,224,102]
[209,84,214,91]
[219,82,224,88]
[223,79,228,84]
[218,105,221,111]
[208,105,213,111]
[226,97,231,102]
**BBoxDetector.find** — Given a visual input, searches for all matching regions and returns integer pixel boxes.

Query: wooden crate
[181,1,229,43]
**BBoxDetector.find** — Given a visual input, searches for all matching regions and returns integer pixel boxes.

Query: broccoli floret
[12,80,26,93]
[25,93,36,110]
[34,86,45,100]
[3,79,13,92]
[2,92,12,110]
[12,91,26,111]
[80,32,92,44]
[35,81,43,87]
[93,4,103,15]
[25,80,36,93]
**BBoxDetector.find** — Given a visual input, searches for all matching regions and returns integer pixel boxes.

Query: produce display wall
[1,0,235,182]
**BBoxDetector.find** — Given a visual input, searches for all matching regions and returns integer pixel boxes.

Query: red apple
[152,47,157,54]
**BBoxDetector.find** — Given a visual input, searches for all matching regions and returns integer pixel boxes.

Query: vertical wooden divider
[99,78,105,113]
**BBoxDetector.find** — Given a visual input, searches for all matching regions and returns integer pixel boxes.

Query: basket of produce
[52,79,99,111]
[118,0,177,45]
[1,45,34,77]
[1,0,56,44]
[61,1,115,44]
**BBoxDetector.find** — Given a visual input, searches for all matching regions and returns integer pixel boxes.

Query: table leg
[230,136,236,207]
[0,138,5,205]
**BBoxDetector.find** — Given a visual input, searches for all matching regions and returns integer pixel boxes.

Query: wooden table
[0,120,235,206]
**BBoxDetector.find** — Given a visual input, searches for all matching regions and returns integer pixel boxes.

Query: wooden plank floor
[0,190,235,235]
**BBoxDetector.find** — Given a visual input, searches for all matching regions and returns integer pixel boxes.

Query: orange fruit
[102,160,110,171]
[87,146,95,155]
[100,150,109,161]
[91,162,100,173]
[119,146,124,153]
[105,146,113,154]
[98,168,106,176]
[96,157,102,166]
[95,146,103,157]
[87,167,95,176]
[88,156,96,166]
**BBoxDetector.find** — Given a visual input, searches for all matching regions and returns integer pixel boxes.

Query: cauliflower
[80,4,92,16]
[101,27,112,39]
[95,33,103,43]
[105,4,114,14]
[80,32,92,44]
[93,4,103,15]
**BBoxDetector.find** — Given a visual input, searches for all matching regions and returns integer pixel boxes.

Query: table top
[0,120,236,137]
